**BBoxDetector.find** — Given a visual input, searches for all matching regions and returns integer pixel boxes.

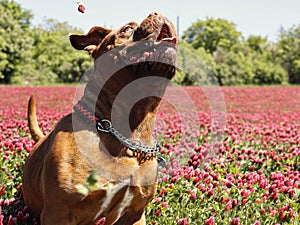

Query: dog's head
[70,12,177,80]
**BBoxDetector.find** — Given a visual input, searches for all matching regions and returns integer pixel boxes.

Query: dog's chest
[94,179,134,223]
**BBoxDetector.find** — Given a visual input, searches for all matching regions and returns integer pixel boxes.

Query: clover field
[0,86,300,225]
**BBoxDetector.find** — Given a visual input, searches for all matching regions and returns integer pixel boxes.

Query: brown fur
[22,12,177,225]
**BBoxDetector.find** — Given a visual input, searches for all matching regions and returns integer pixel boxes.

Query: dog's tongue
[161,36,177,44]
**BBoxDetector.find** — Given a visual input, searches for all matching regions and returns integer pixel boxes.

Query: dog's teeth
[114,56,119,63]
[148,52,154,60]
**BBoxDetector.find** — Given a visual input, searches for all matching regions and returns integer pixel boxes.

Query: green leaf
[75,184,90,196]
[86,171,99,186]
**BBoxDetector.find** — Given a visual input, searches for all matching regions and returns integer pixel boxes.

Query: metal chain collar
[73,101,161,155]
[96,119,161,154]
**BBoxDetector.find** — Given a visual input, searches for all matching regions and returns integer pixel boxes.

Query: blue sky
[16,0,300,41]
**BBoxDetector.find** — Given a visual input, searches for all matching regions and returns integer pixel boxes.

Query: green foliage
[0,1,92,85]
[174,41,216,85]
[213,46,255,85]
[30,19,92,84]
[213,44,288,85]
[0,0,34,84]
[181,17,290,86]
[246,35,267,53]
[277,25,300,84]
[76,171,113,196]
[1,0,32,30]
[182,18,242,53]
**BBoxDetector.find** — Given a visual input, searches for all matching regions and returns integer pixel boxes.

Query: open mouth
[156,24,177,45]
[119,23,177,78]
[126,24,177,64]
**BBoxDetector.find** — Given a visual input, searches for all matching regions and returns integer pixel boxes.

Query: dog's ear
[69,26,111,52]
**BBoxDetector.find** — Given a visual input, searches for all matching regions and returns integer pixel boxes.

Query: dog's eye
[121,26,134,33]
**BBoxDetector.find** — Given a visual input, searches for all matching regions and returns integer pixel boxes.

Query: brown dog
[22,12,177,225]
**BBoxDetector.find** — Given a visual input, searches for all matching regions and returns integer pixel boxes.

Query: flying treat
[77,2,85,14]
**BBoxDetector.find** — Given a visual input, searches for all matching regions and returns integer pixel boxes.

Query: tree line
[178,18,300,86]
[0,0,91,85]
[1,0,300,86]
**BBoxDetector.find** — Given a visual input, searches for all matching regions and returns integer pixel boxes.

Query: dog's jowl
[22,12,177,225]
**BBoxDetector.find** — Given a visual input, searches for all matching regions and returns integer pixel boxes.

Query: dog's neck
[80,63,168,156]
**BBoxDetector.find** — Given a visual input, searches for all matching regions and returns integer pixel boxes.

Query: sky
[15,0,300,41]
